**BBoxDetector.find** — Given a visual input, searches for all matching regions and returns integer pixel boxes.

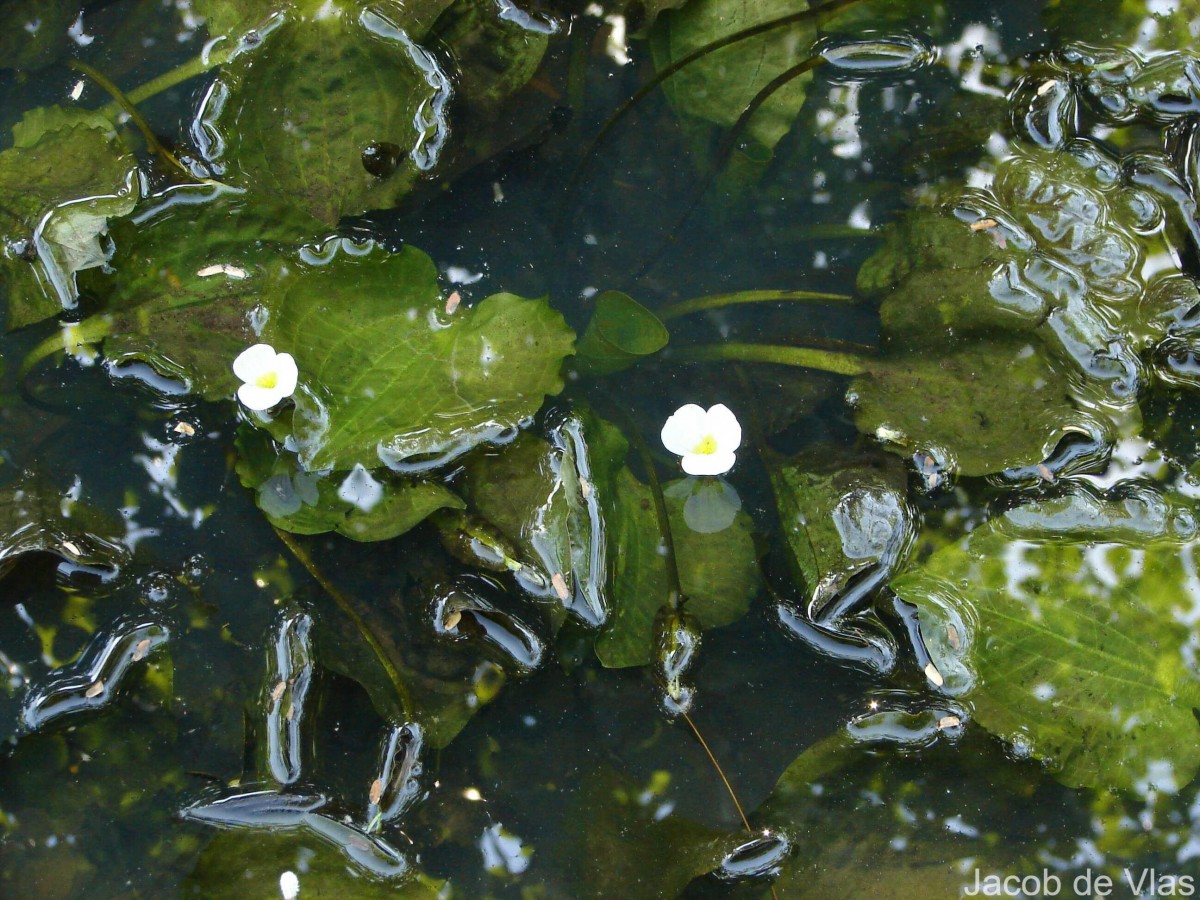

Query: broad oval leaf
[892,485,1200,793]
[575,290,669,376]
[261,240,574,471]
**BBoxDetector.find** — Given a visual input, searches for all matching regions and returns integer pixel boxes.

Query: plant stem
[272,527,414,716]
[658,289,853,322]
[103,46,232,116]
[626,419,684,607]
[670,342,868,376]
[69,60,191,177]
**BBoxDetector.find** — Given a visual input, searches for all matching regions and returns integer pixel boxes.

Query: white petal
[232,343,279,382]
[682,479,741,533]
[273,352,299,397]
[704,404,742,453]
[237,383,284,411]
[681,450,736,476]
[661,404,708,456]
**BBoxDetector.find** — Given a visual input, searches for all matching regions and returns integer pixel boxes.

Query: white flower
[233,343,298,411]
[660,403,742,476]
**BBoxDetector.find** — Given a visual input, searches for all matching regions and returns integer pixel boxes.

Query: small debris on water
[68,80,85,101]
[946,624,960,650]
[271,680,286,702]
[580,477,592,498]
[61,540,81,556]
[551,572,570,601]
[369,778,383,805]
[1036,79,1057,96]
[970,217,998,231]
[173,421,197,437]
[85,680,104,699]
[938,715,961,730]
[445,291,461,314]
[1037,463,1055,482]
[443,609,462,630]
[132,638,151,662]
[196,264,249,279]
[924,662,945,687]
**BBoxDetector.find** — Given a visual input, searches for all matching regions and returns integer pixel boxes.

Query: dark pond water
[3,0,1200,897]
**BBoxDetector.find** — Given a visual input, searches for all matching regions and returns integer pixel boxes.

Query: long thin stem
[682,711,780,900]
[68,60,191,177]
[104,44,234,115]
[272,527,414,715]
[658,289,853,322]
[670,342,868,376]
[625,417,683,606]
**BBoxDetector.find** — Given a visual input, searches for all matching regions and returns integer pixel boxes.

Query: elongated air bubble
[819,34,933,74]
[181,788,326,828]
[366,723,424,825]
[264,612,314,785]
[22,619,169,732]
[716,832,792,881]
[300,812,411,879]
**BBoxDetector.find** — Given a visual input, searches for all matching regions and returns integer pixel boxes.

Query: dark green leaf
[575,290,669,376]
[649,0,816,152]
[850,338,1105,477]
[891,485,1200,793]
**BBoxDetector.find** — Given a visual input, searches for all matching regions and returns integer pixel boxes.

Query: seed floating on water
[1037,463,1055,482]
[85,680,104,699]
[551,572,570,601]
[924,662,945,687]
[271,680,287,702]
[970,217,998,231]
[580,476,592,498]
[61,540,81,556]
[173,421,196,437]
[445,291,461,314]
[443,609,462,630]
[132,639,151,662]
[946,624,961,650]
[938,715,962,730]
[369,778,384,806]
[1036,79,1057,96]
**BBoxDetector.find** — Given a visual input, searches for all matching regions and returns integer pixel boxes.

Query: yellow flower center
[692,434,718,455]
[255,371,279,389]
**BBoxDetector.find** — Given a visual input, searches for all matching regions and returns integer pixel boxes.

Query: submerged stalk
[626,419,684,607]
[69,60,192,177]
[671,342,868,376]
[272,527,414,715]
[658,289,854,322]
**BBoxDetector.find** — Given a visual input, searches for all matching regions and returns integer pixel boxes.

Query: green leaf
[262,240,574,472]
[235,426,463,541]
[850,338,1105,477]
[595,455,760,668]
[206,0,457,225]
[768,447,913,616]
[67,186,308,398]
[891,485,1200,793]
[1,112,139,330]
[649,0,816,152]
[575,290,669,376]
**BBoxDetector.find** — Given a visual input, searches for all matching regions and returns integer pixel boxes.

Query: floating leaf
[892,485,1200,793]
[591,415,760,667]
[261,240,574,472]
[202,0,458,225]
[575,290,669,376]
[849,338,1105,477]
[1,110,138,330]
[235,426,463,541]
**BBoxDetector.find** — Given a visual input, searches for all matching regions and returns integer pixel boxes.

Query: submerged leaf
[575,290,669,375]
[650,0,816,152]
[892,485,1200,793]
[262,240,574,472]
